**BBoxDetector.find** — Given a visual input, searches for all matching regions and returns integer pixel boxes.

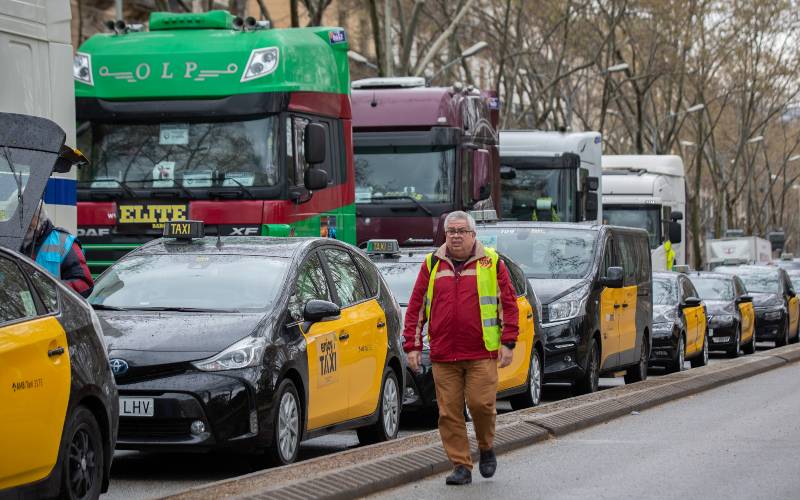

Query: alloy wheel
[67,428,97,499]
[382,376,399,437]
[530,352,542,405]
[677,337,685,370]
[278,392,299,462]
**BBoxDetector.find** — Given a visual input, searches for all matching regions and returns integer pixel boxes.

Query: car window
[680,278,696,299]
[601,237,615,276]
[0,256,38,324]
[288,252,331,322]
[653,277,678,305]
[353,252,380,298]
[21,262,59,313]
[323,248,369,307]
[734,277,745,296]
[616,234,637,286]
[502,256,526,297]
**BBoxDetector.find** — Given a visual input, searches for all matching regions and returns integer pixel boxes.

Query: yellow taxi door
[682,306,699,354]
[0,256,71,490]
[739,302,755,343]
[320,248,386,421]
[788,296,799,336]
[618,286,638,360]
[290,252,349,430]
[498,296,534,391]
[599,287,621,369]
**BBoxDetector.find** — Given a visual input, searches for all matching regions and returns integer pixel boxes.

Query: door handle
[377,321,386,328]
[614,304,621,309]
[339,332,350,341]
[527,312,533,319]
[622,303,629,308]
[48,347,65,357]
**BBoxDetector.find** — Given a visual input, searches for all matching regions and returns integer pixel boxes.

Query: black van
[475,221,652,393]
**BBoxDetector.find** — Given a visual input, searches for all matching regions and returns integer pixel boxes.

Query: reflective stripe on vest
[35,230,75,279]
[424,248,502,351]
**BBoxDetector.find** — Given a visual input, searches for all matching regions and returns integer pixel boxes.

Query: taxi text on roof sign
[163,220,204,239]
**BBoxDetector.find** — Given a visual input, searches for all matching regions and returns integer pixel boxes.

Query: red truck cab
[352,77,499,246]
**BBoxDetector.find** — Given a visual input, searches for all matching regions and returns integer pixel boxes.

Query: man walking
[21,202,94,297]
[403,211,519,485]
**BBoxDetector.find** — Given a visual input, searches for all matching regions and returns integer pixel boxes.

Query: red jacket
[403,241,519,362]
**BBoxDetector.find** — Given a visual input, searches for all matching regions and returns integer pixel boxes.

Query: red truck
[352,77,499,246]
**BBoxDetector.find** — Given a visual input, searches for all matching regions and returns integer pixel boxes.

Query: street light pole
[348,50,379,70]
[652,104,705,154]
[430,41,489,82]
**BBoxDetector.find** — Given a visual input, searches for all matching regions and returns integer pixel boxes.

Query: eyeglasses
[445,228,474,236]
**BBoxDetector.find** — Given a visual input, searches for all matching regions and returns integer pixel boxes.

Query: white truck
[499,131,603,223]
[705,236,772,269]
[601,155,685,271]
[0,0,76,232]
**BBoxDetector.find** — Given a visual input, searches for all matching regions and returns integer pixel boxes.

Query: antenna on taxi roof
[216,224,223,250]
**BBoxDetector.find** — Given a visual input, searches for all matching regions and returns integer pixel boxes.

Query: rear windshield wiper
[132,306,240,313]
[370,195,433,216]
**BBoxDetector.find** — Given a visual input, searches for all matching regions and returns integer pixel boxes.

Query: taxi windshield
[691,277,734,301]
[476,227,596,279]
[653,278,679,305]
[374,261,420,305]
[77,117,280,190]
[739,273,780,294]
[90,254,288,312]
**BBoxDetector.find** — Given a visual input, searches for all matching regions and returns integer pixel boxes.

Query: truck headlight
[241,47,279,82]
[192,336,266,371]
[73,52,93,86]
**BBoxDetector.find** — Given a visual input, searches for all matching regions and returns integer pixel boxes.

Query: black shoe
[479,448,497,478]
[445,466,472,485]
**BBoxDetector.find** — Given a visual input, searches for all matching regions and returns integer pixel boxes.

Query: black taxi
[88,222,405,465]
[365,240,545,411]
[472,214,652,394]
[1,113,118,499]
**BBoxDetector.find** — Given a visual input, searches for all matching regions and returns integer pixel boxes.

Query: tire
[575,339,600,395]
[625,334,649,384]
[510,348,543,410]
[267,379,301,466]
[357,368,400,445]
[666,334,685,374]
[790,320,800,344]
[743,327,757,354]
[776,318,789,347]
[690,332,709,368]
[727,326,741,358]
[59,406,104,500]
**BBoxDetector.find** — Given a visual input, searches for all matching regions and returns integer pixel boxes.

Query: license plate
[120,397,155,417]
[712,336,731,343]
[708,329,714,337]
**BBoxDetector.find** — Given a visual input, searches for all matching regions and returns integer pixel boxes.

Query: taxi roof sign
[163,220,204,240]
[469,209,498,222]
[366,239,400,255]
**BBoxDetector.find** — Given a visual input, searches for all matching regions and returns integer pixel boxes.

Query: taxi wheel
[624,335,649,384]
[357,369,400,445]
[575,340,600,395]
[60,406,103,500]
[510,348,543,409]
[727,327,741,358]
[268,379,301,466]
[666,335,685,374]
[691,333,709,368]
[743,329,757,354]
[776,319,789,347]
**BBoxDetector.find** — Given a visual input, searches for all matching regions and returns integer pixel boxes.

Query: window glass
[374,261,418,305]
[462,150,474,208]
[680,278,695,299]
[615,235,637,285]
[603,206,662,249]
[323,248,368,307]
[0,257,38,323]
[734,277,745,296]
[502,256,526,297]
[0,148,38,222]
[738,273,780,294]
[21,262,59,313]
[691,277,734,301]
[653,277,678,305]
[353,253,380,297]
[288,253,330,322]
[601,238,615,277]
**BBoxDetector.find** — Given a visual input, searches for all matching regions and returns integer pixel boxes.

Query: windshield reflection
[692,277,734,301]
[653,278,678,305]
[355,146,454,204]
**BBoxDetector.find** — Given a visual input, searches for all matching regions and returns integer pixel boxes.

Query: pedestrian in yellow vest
[665,240,676,271]
[403,211,519,485]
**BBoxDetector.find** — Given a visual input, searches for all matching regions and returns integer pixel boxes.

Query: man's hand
[497,346,513,368]
[407,350,422,373]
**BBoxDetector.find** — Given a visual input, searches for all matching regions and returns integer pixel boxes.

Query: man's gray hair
[444,211,476,231]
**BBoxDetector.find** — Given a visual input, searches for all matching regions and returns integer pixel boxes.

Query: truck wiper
[84,179,138,199]
[182,175,256,200]
[370,195,433,216]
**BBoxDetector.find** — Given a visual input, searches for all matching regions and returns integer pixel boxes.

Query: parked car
[650,272,709,371]
[687,272,755,357]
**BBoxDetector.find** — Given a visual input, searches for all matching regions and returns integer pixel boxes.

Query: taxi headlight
[546,284,589,323]
[710,314,735,327]
[241,47,279,82]
[652,322,673,334]
[193,336,266,371]
[762,308,783,321]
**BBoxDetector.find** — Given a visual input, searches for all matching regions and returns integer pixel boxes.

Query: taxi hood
[528,278,585,304]
[0,113,84,251]
[99,310,267,365]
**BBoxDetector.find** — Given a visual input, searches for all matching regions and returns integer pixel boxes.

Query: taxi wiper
[370,195,433,216]
[133,306,239,313]
[91,304,128,311]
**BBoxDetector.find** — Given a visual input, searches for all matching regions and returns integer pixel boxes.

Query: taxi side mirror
[736,294,753,304]
[303,299,340,323]
[599,267,623,289]
[788,289,797,299]
[681,296,702,308]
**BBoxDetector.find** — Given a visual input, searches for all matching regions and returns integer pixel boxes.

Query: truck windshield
[476,227,596,279]
[603,206,661,249]
[354,146,455,204]
[500,166,572,222]
[77,117,280,191]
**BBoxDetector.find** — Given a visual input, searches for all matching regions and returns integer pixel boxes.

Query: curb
[167,344,800,500]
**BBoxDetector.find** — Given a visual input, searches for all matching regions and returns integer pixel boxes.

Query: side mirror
[668,221,682,244]
[303,299,340,323]
[585,192,598,221]
[500,165,516,180]
[671,211,684,221]
[586,176,599,192]
[788,289,797,298]
[304,167,328,191]
[304,123,327,165]
[682,296,702,308]
[736,294,753,304]
[599,266,624,288]
[472,149,491,201]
